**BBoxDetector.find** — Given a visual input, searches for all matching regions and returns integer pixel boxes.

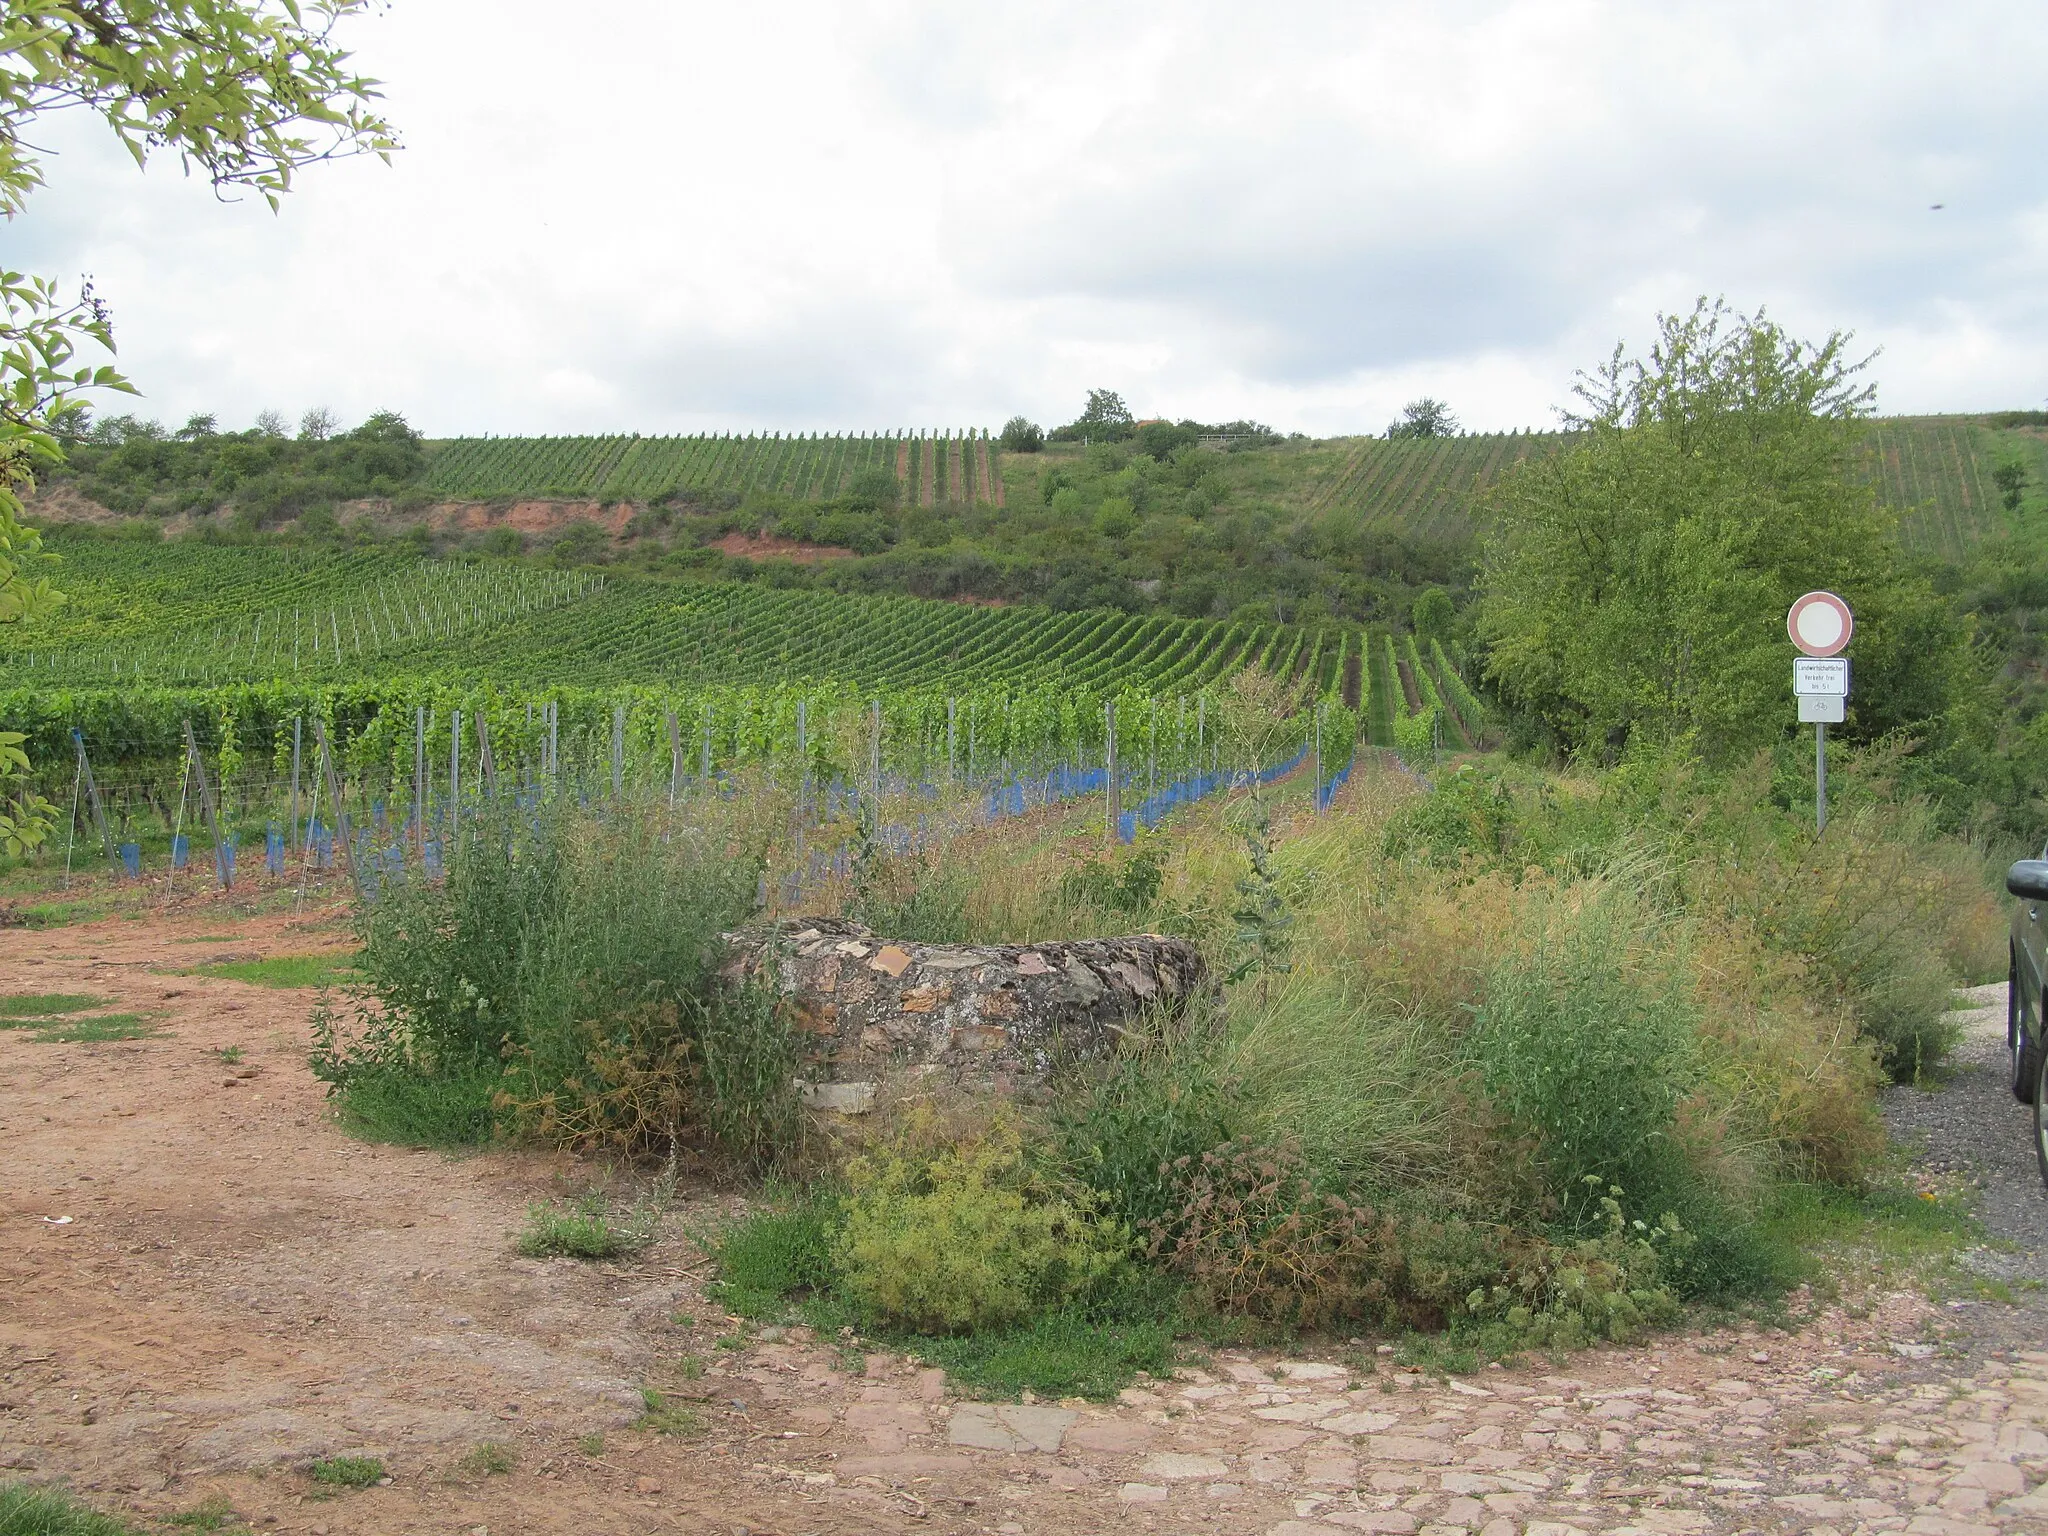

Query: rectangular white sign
[1793,658,1850,696]
[1799,694,1845,724]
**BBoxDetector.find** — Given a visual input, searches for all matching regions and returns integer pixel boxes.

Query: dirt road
[3,912,2045,1535]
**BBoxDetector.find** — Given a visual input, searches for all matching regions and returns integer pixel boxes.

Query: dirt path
[4,914,2046,1535]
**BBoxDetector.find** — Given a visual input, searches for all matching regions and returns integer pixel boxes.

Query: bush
[517,1195,654,1260]
[1145,1138,1399,1328]
[1463,1186,1688,1348]
[1464,888,1699,1225]
[834,1110,1131,1334]
[710,1198,838,1317]
[315,800,778,1159]
[999,416,1044,453]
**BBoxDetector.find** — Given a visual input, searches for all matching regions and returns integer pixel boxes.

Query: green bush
[835,1112,1131,1334]
[1464,891,1698,1225]
[709,1199,838,1318]
[1054,1026,1238,1233]
[315,800,775,1157]
[517,1195,653,1260]
[1463,1186,1688,1348]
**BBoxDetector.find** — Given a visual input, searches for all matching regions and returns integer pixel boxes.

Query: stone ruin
[721,917,1211,1111]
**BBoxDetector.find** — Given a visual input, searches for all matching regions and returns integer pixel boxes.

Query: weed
[459,1442,515,1476]
[669,1311,695,1327]
[715,1334,745,1351]
[912,1307,1177,1402]
[516,1195,654,1261]
[307,1456,385,1488]
[633,1389,703,1436]
[0,1481,138,1534]
[674,1354,706,1380]
[161,1494,241,1530]
[575,1433,604,1457]
[0,992,104,1017]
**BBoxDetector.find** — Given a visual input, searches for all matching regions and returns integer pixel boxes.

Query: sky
[11,0,2046,439]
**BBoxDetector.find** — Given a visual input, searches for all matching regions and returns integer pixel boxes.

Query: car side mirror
[2008,860,2048,901]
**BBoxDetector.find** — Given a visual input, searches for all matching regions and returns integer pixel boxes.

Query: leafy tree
[254,408,289,438]
[1049,389,1136,443]
[1479,299,1978,769]
[1388,397,1459,439]
[999,416,1043,453]
[1412,587,1454,645]
[0,1,397,850]
[299,405,338,441]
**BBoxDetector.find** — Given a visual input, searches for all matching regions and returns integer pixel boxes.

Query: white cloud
[10,0,2045,437]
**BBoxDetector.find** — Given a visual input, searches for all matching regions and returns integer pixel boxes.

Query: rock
[1117,1482,1169,1502]
[1951,1461,2026,1495]
[1318,1410,1399,1436]
[1067,1417,1160,1453]
[725,918,1210,1086]
[945,1402,1076,1452]
[799,1081,875,1114]
[1364,1434,1458,1464]
[1140,1453,1232,1479]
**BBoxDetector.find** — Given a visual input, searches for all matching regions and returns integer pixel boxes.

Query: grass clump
[516,1195,654,1260]
[459,1442,515,1477]
[306,1456,384,1488]
[708,1197,837,1318]
[0,1482,138,1535]
[633,1389,703,1436]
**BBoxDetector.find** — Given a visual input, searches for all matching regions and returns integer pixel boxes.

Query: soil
[3,909,2045,1536]
[710,531,856,565]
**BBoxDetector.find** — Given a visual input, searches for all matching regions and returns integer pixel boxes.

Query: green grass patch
[516,1196,653,1261]
[1759,1177,1985,1298]
[306,1456,384,1488]
[188,954,358,989]
[0,992,106,1018]
[633,1389,703,1436]
[458,1443,515,1477]
[328,1063,500,1147]
[0,1481,139,1534]
[706,1198,837,1317]
[910,1309,1178,1401]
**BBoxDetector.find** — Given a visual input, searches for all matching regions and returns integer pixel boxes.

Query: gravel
[1881,979,2048,1336]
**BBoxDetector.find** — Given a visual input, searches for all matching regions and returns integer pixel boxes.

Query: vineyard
[420,430,1003,508]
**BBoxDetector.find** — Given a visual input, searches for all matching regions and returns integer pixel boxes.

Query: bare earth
[3,909,2046,1536]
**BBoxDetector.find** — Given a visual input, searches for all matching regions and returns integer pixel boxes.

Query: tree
[0,2,397,851]
[298,405,338,441]
[253,408,289,438]
[1479,299,1976,765]
[999,416,1043,453]
[1048,389,1136,443]
[1412,587,1454,645]
[1387,397,1459,439]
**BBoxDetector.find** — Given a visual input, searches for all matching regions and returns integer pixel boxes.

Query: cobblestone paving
[692,1306,2046,1536]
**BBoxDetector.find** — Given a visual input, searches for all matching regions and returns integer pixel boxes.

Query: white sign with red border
[1787,591,1853,658]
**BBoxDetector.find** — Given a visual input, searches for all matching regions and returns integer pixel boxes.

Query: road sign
[1798,695,1845,724]
[1793,657,1849,696]
[1788,591,1853,657]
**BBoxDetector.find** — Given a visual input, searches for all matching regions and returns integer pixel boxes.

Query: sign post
[1788,592,1853,833]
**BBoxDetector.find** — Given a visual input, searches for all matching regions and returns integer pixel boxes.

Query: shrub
[709,1198,838,1318]
[1462,1186,1688,1348]
[999,416,1044,453]
[1145,1138,1398,1328]
[1054,1021,1238,1233]
[834,1110,1131,1334]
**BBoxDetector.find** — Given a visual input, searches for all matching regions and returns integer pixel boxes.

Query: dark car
[2004,857,2048,1191]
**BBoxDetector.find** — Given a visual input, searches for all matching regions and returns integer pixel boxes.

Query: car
[2003,856,2048,1192]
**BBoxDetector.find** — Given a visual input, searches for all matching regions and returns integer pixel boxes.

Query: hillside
[26,413,2048,631]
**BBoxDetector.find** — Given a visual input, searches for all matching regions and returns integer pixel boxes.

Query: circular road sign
[1788,591,1853,657]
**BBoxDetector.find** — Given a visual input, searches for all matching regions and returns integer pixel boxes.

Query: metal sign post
[1788,592,1854,834]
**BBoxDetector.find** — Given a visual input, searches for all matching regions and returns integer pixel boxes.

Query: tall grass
[314,796,798,1158]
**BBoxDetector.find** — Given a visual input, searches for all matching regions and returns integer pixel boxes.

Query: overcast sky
[12,0,2045,438]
